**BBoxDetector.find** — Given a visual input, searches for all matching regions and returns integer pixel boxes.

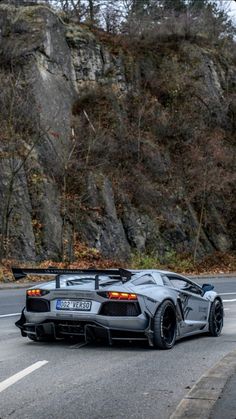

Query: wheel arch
[153,297,177,317]
[209,295,224,316]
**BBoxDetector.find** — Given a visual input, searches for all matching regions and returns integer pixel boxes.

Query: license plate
[56,300,92,311]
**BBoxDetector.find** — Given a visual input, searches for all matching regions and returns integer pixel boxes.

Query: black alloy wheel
[209,298,224,337]
[153,300,177,349]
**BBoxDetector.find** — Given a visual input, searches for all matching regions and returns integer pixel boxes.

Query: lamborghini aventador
[13,267,223,349]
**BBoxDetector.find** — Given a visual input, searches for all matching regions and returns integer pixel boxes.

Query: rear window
[132,275,156,286]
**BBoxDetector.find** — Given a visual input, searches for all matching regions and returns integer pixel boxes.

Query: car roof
[129,269,183,275]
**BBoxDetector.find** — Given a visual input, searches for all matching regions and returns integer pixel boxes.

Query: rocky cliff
[0,3,235,263]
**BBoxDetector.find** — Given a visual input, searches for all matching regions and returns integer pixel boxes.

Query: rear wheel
[209,298,223,337]
[153,300,177,349]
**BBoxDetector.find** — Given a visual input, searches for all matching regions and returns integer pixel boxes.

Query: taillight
[107,291,137,301]
[27,289,49,297]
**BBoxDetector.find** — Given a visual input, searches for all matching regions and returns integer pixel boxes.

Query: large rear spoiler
[12,267,133,289]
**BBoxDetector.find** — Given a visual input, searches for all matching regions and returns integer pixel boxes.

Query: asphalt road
[0,277,236,419]
[0,289,25,315]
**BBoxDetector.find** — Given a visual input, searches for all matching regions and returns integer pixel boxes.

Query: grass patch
[131,251,194,273]
[131,251,236,275]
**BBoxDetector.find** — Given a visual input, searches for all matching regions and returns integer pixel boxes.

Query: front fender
[204,291,219,303]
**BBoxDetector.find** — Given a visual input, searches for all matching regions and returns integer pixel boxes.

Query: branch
[83,109,96,133]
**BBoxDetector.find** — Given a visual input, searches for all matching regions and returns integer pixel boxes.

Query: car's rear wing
[12,267,133,289]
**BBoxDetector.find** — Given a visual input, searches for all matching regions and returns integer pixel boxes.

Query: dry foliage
[0,241,120,283]
[1,249,236,283]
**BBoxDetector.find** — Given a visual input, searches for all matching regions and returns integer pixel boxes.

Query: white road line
[0,361,48,393]
[220,292,236,295]
[0,313,20,318]
[223,299,236,303]
[224,308,230,311]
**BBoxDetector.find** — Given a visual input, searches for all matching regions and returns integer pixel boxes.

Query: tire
[153,300,177,349]
[209,298,223,337]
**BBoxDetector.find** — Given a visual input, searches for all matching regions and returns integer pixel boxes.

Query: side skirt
[176,325,209,340]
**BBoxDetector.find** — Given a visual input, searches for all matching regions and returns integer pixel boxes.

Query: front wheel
[153,300,177,349]
[209,299,223,337]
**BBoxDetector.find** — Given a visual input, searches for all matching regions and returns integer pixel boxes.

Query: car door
[166,275,210,335]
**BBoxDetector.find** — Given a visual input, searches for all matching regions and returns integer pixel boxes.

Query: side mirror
[202,283,214,293]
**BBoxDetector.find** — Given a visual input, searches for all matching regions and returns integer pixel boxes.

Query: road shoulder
[0,283,38,289]
[170,349,236,419]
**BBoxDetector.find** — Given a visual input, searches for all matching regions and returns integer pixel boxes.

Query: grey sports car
[13,267,224,349]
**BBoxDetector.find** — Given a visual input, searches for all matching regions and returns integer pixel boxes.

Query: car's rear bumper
[15,309,151,344]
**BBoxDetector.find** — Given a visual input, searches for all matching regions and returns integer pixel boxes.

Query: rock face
[78,173,130,260]
[0,3,235,262]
